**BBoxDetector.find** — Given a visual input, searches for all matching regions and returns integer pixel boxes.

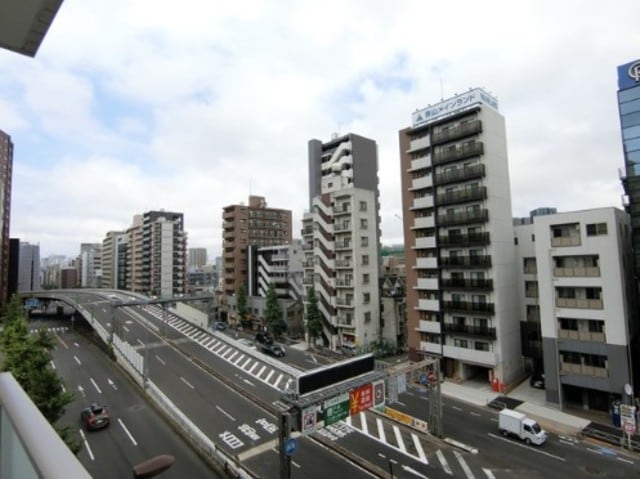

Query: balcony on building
[523,258,537,274]
[334,222,351,232]
[440,255,492,269]
[434,163,485,186]
[439,231,490,247]
[431,119,482,146]
[416,319,441,334]
[335,278,353,288]
[557,318,606,342]
[336,314,355,328]
[432,141,484,166]
[555,287,603,310]
[437,208,489,226]
[443,322,496,339]
[559,354,608,378]
[410,195,434,210]
[440,277,493,291]
[335,240,352,251]
[414,257,438,269]
[406,134,431,153]
[408,155,431,171]
[411,215,435,229]
[302,242,314,251]
[553,255,600,277]
[336,297,354,308]
[550,223,581,247]
[303,275,313,285]
[442,300,495,315]
[335,258,352,268]
[525,281,539,298]
[413,236,436,249]
[436,186,487,207]
[419,340,443,355]
[410,174,433,190]
[416,298,440,311]
[442,344,497,366]
[333,203,351,215]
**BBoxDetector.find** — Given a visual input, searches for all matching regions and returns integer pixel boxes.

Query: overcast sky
[1,0,639,260]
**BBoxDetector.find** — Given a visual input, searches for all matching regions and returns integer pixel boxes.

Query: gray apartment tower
[0,130,12,305]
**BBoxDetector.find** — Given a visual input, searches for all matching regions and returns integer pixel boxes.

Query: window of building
[360,201,367,212]
[363,292,370,304]
[531,234,535,242]
[588,320,605,333]
[363,273,369,284]
[454,338,468,348]
[475,341,490,351]
[561,351,581,364]
[362,254,369,266]
[586,223,607,236]
[360,218,368,230]
[361,236,369,247]
[364,311,371,322]
[559,317,578,330]
[514,237,518,245]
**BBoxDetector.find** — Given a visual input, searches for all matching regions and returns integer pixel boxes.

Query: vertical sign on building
[397,372,407,394]
[372,379,385,411]
[301,406,319,436]
[349,383,373,416]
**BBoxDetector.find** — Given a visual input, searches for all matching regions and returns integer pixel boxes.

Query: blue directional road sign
[284,438,297,456]
[420,373,429,385]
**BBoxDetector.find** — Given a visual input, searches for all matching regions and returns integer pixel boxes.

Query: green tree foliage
[0,295,79,453]
[264,283,286,338]
[305,285,323,346]
[236,284,251,328]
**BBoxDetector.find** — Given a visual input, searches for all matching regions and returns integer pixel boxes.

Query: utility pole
[278,410,292,479]
[428,360,443,438]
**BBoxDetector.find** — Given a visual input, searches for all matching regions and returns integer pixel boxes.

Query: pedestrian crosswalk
[143,306,294,392]
[29,326,69,334]
[342,411,496,478]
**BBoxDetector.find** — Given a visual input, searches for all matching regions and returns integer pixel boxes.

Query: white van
[340,344,357,356]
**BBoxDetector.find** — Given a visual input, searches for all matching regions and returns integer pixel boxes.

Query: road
[38,319,217,478]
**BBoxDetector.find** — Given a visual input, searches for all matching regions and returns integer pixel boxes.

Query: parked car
[214,321,227,331]
[258,342,285,357]
[81,403,110,431]
[530,373,545,389]
[255,332,274,345]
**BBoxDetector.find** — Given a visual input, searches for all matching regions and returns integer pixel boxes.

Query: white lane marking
[79,429,94,460]
[204,338,217,348]
[488,433,565,461]
[216,344,228,354]
[256,365,267,378]
[265,370,275,382]
[454,450,475,479]
[74,342,80,348]
[310,354,318,363]
[50,360,56,370]
[242,358,253,369]
[155,355,165,365]
[413,434,427,464]
[273,373,283,388]
[78,385,85,398]
[617,457,634,465]
[62,385,66,393]
[437,449,452,475]
[90,378,102,394]
[108,378,117,390]
[74,355,82,365]
[227,351,238,361]
[401,465,428,478]
[216,406,236,422]
[180,377,195,389]
[393,425,406,452]
[249,363,259,374]
[233,354,245,365]
[470,411,481,417]
[376,417,386,442]
[118,418,138,446]
[243,378,255,387]
[137,339,144,346]
[360,412,368,435]
[483,468,497,478]
[123,326,130,333]
[559,439,574,446]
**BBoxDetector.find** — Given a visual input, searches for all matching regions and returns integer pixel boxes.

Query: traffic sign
[324,392,350,426]
[284,438,297,456]
[301,406,319,436]
[420,373,429,385]
[373,379,385,409]
[623,422,636,434]
[350,383,373,415]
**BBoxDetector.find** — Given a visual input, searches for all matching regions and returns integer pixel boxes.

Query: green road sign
[324,392,350,427]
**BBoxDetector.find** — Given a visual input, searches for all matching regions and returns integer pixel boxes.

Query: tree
[0,295,80,453]
[235,284,250,329]
[264,283,286,338]
[305,285,323,346]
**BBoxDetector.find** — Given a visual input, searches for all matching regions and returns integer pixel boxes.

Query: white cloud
[2,0,640,259]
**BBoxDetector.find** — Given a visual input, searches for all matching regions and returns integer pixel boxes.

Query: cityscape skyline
[1,1,639,260]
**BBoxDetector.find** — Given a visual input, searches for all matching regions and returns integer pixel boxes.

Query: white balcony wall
[442,345,497,366]
[415,257,438,269]
[416,278,438,290]
[409,136,430,151]
[411,176,432,190]
[412,216,435,229]
[420,341,442,354]
[415,237,436,249]
[409,157,431,171]
[417,320,441,334]
[417,299,440,311]
[411,196,434,209]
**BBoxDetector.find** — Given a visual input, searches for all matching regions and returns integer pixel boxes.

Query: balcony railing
[442,323,496,339]
[335,259,352,268]
[551,236,581,247]
[335,242,352,250]
[555,298,603,309]
[432,141,484,166]
[440,278,493,290]
[439,232,490,247]
[434,163,485,185]
[436,186,487,206]
[560,363,608,378]
[437,209,489,226]
[440,255,492,268]
[553,267,600,277]
[336,298,354,307]
[431,120,482,145]
[335,279,353,287]
[442,300,495,314]
[558,329,606,342]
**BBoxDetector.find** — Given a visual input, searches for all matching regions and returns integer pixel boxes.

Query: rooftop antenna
[440,78,444,101]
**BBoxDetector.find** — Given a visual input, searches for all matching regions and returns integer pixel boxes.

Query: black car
[259,342,285,357]
[255,332,274,345]
[214,321,227,331]
[81,403,110,430]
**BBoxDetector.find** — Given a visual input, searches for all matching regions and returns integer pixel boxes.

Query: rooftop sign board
[412,87,498,128]
[618,59,640,91]
[297,353,375,396]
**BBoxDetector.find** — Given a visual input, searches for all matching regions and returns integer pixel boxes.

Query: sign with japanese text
[349,383,373,416]
[618,59,640,91]
[324,392,350,427]
[620,404,637,434]
[373,379,385,410]
[412,87,499,127]
[301,405,319,436]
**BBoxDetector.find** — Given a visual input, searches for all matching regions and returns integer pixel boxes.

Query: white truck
[498,409,547,445]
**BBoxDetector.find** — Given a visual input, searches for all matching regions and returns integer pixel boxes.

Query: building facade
[188,247,208,268]
[0,130,12,305]
[399,88,520,386]
[102,231,128,289]
[17,241,40,292]
[222,195,292,297]
[302,133,382,351]
[515,208,637,410]
[248,240,304,300]
[79,243,102,288]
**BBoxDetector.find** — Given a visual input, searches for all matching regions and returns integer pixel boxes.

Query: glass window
[619,87,640,103]
[360,218,368,229]
[620,98,640,115]
[622,124,640,139]
[625,137,640,151]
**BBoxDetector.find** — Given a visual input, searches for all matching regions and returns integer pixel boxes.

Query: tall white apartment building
[188,247,208,268]
[515,207,637,410]
[102,231,128,289]
[400,88,520,386]
[248,240,304,300]
[302,133,381,351]
[79,243,102,288]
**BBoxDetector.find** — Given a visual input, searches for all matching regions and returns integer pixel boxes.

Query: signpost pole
[279,410,291,479]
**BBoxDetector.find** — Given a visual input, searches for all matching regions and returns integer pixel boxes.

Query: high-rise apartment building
[222,196,292,297]
[248,240,304,300]
[17,241,40,292]
[126,215,144,293]
[102,231,128,289]
[302,133,381,351]
[0,130,12,305]
[79,243,102,288]
[139,210,187,297]
[188,247,208,268]
[399,88,520,386]
[515,207,637,410]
